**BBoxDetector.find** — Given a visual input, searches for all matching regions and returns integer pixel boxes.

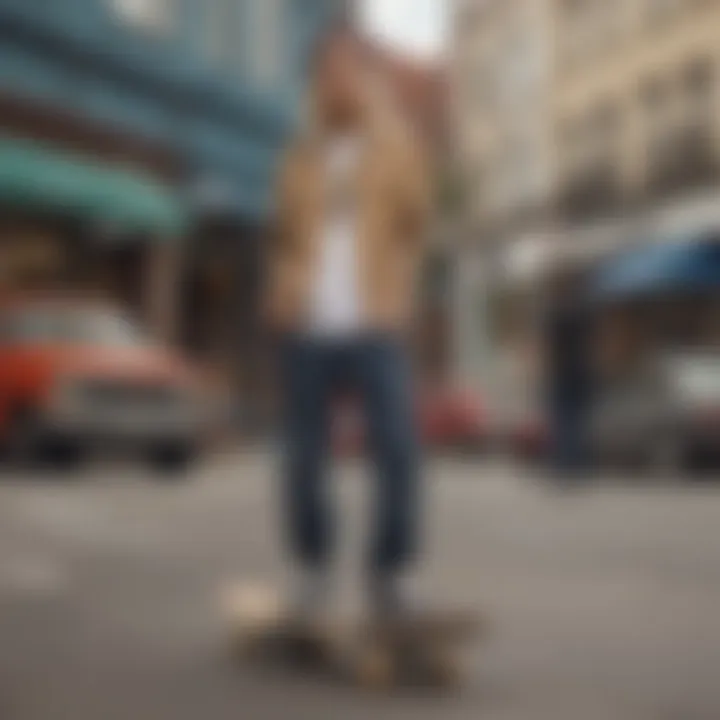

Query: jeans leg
[280,337,333,568]
[357,338,421,574]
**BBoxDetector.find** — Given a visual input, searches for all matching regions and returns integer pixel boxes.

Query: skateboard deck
[221,582,483,689]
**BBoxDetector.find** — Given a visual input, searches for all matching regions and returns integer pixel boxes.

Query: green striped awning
[0,136,187,236]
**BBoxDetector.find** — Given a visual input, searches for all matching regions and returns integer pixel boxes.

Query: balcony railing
[556,162,626,222]
[645,126,719,198]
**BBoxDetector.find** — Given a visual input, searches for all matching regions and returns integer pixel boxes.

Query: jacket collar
[299,72,402,155]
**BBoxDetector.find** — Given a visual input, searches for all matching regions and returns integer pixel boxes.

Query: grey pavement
[1,454,720,720]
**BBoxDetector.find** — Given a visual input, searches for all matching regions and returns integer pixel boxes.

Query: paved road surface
[1,454,719,720]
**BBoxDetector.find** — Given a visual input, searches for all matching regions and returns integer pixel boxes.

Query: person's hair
[308,16,369,74]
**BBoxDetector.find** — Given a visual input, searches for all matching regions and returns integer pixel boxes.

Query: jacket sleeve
[261,154,295,328]
[400,133,434,245]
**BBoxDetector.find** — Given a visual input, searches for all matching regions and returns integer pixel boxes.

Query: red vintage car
[333,386,490,457]
[0,294,211,473]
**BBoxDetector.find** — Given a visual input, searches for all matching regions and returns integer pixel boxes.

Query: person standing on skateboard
[263,21,431,621]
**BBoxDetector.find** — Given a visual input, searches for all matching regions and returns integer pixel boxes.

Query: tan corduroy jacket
[263,79,433,333]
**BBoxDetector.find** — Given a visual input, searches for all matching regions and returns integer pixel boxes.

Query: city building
[550,0,720,373]
[0,0,337,395]
[553,0,720,240]
[451,0,720,400]
[449,0,553,397]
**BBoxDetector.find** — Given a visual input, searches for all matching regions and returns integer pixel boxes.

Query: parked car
[333,386,490,457]
[508,353,720,473]
[591,354,720,471]
[0,295,211,474]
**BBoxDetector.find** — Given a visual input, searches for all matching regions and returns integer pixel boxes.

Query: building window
[112,0,173,32]
[645,0,684,23]
[641,75,674,145]
[683,57,715,116]
[204,0,237,63]
[563,0,594,18]
[455,0,486,42]
[643,62,718,194]
[474,63,496,111]
[558,101,624,218]
[563,102,620,177]
[560,0,623,68]
[244,0,285,88]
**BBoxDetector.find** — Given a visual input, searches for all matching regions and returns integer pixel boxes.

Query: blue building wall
[0,0,337,222]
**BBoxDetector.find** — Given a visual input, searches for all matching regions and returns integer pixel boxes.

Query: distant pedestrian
[543,268,595,479]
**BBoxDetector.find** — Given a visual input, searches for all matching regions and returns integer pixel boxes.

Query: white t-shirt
[307,136,364,338]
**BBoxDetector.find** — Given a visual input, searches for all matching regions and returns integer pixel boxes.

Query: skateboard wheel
[424,646,462,688]
[356,644,394,689]
[430,657,461,688]
[230,626,260,661]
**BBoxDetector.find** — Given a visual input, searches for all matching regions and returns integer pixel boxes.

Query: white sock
[289,566,330,620]
[371,570,420,617]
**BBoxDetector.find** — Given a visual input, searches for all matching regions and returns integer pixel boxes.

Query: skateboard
[221,582,483,690]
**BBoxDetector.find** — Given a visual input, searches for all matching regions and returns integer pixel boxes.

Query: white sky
[359,0,448,60]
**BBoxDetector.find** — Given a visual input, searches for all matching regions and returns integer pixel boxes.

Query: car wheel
[148,442,197,479]
[3,408,83,472]
[645,434,688,477]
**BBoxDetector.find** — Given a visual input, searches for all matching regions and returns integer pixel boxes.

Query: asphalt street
[1,453,720,720]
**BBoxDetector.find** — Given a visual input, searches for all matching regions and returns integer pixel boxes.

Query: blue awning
[588,234,720,303]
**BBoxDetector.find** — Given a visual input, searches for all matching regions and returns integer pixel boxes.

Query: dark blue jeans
[279,334,421,575]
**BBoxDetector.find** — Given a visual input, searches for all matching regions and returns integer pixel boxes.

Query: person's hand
[260,296,286,333]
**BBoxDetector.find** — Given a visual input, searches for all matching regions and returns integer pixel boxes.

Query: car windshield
[5,307,151,347]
